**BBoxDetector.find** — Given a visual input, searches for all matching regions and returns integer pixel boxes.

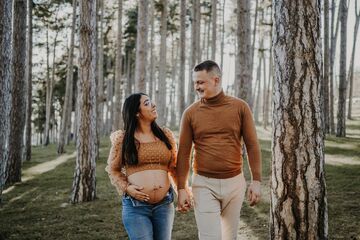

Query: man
[176,60,262,240]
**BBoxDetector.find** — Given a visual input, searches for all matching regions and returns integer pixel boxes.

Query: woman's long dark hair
[121,93,172,166]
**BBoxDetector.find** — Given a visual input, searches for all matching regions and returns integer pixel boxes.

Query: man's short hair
[193,60,222,78]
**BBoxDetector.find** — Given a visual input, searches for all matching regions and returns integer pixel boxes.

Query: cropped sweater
[106,128,177,194]
[176,90,262,189]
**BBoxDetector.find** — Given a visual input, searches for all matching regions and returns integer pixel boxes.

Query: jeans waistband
[123,186,174,208]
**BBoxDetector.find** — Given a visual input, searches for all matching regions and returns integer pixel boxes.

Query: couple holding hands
[106,60,262,240]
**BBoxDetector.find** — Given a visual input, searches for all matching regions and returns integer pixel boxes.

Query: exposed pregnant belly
[127,170,171,204]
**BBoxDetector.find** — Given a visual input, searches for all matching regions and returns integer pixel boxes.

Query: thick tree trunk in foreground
[71,0,98,203]
[7,0,27,185]
[0,0,13,199]
[271,0,328,239]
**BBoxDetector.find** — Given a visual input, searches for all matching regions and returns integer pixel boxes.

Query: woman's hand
[126,184,150,202]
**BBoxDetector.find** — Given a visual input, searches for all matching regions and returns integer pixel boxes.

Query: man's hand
[176,188,192,213]
[247,180,261,206]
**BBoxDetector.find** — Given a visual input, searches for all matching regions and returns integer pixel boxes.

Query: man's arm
[241,103,262,206]
[176,109,193,211]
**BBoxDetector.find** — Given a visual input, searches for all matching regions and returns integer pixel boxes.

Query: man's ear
[214,77,220,86]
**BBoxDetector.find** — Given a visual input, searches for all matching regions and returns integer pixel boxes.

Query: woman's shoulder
[110,130,124,145]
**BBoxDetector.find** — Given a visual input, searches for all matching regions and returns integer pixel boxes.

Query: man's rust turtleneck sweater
[176,90,262,189]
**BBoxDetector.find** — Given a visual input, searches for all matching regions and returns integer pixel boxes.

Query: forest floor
[1,115,359,239]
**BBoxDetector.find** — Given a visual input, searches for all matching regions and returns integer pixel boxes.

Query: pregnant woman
[106,93,177,240]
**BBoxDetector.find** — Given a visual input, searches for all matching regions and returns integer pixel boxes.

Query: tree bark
[329,0,341,134]
[178,0,186,115]
[134,0,148,92]
[271,0,328,238]
[157,0,168,126]
[58,0,77,154]
[0,0,13,199]
[323,0,330,133]
[97,0,105,136]
[211,0,217,60]
[336,0,348,137]
[113,0,123,131]
[236,0,253,108]
[347,4,360,120]
[220,0,225,71]
[6,0,27,185]
[71,0,98,203]
[149,0,155,99]
[23,0,33,161]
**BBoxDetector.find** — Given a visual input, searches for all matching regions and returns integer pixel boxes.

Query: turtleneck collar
[201,90,226,105]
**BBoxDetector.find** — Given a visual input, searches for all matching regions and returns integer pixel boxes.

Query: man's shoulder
[225,95,249,109]
[184,100,201,114]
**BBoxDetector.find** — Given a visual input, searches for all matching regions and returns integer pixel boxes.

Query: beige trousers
[191,173,247,240]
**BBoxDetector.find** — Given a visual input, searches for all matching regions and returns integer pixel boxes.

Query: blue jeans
[122,187,175,240]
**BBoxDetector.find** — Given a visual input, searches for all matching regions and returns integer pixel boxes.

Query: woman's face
[137,95,157,122]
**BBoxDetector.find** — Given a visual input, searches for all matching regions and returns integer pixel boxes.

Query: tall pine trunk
[71,0,98,203]
[211,0,217,60]
[97,0,105,136]
[157,0,168,126]
[113,0,123,131]
[24,0,33,161]
[58,0,77,154]
[0,0,13,199]
[134,0,148,92]
[236,0,253,107]
[7,0,27,185]
[336,0,348,137]
[347,4,360,120]
[271,1,328,238]
[178,0,186,115]
[323,0,330,133]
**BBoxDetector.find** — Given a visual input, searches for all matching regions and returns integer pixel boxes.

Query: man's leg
[220,173,247,240]
[192,174,222,240]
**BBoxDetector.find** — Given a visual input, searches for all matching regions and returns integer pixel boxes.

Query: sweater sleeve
[105,130,129,195]
[163,128,178,188]
[241,103,262,181]
[176,109,193,189]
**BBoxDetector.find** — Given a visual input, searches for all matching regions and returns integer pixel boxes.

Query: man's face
[193,70,219,99]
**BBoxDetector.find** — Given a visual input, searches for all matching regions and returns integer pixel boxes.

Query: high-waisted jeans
[121,187,175,240]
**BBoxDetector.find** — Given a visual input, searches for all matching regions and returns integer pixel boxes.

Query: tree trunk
[149,0,155,99]
[187,0,199,105]
[178,0,186,115]
[23,0,33,161]
[6,0,27,185]
[71,0,98,203]
[211,0,217,60]
[329,0,341,134]
[250,0,259,82]
[157,0,168,126]
[134,0,148,92]
[347,4,360,120]
[220,0,225,71]
[58,0,77,154]
[0,0,13,199]
[323,0,330,133]
[271,1,328,239]
[113,0,123,131]
[236,0,253,107]
[97,0,105,136]
[336,0,348,137]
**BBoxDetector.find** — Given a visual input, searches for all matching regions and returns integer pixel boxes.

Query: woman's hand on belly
[126,184,150,202]
[128,170,171,204]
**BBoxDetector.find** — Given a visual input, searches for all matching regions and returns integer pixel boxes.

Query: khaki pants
[191,173,247,240]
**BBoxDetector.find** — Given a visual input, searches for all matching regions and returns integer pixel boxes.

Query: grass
[1,119,360,239]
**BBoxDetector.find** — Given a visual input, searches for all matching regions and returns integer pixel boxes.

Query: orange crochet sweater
[106,128,177,194]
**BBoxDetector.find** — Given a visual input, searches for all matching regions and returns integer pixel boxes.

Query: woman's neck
[136,121,152,134]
